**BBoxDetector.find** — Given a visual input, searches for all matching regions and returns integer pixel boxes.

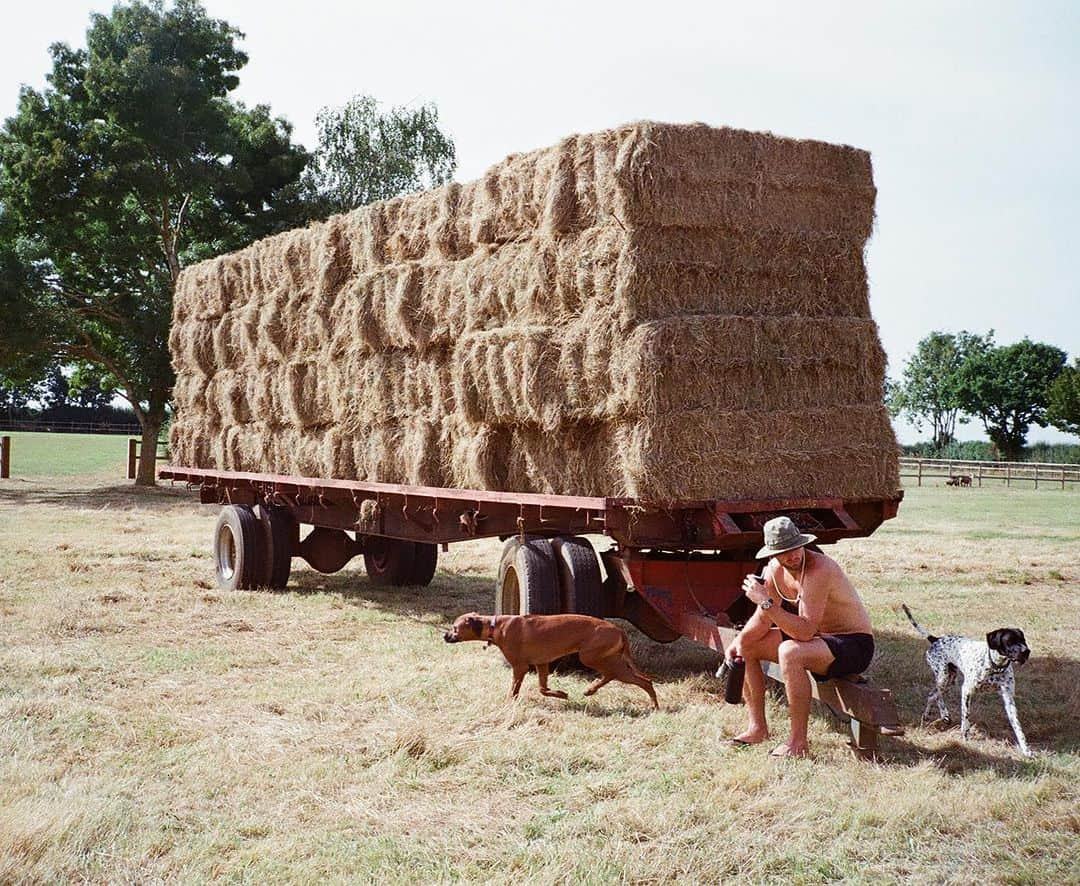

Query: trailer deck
[159,465,900,550]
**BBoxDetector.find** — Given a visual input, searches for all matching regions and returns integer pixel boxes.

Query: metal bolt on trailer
[161,464,905,756]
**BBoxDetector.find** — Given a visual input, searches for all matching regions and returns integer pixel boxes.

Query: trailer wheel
[364,537,417,586]
[214,505,266,591]
[408,542,439,586]
[257,504,296,590]
[496,537,558,615]
[551,536,604,617]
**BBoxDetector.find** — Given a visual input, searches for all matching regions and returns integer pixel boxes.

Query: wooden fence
[899,457,1080,489]
[0,434,168,481]
[127,438,170,480]
[0,419,142,435]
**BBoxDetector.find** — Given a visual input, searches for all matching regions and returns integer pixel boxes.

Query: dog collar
[486,615,498,647]
[987,649,1010,672]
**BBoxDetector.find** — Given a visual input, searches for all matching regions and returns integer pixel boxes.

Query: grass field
[0,431,135,479]
[1,459,1078,882]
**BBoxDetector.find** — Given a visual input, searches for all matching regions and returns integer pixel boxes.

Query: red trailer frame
[160,465,905,755]
[160,464,899,645]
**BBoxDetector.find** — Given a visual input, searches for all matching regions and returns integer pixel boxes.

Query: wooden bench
[717,627,904,758]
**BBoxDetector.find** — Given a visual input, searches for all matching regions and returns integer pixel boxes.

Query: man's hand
[742,573,771,607]
[725,636,743,662]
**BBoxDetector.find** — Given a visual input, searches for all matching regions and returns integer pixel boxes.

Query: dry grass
[0,477,1077,883]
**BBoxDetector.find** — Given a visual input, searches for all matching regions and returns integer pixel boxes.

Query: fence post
[917,459,923,487]
[977,463,983,487]
[1006,464,1010,487]
[1063,469,1066,491]
[1034,465,1039,490]
[127,438,138,480]
[1,436,9,479]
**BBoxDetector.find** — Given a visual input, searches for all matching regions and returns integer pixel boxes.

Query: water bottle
[723,655,746,704]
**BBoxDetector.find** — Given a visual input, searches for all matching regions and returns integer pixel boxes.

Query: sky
[2,1,1078,443]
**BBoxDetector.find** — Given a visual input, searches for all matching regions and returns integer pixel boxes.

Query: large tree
[1046,358,1080,437]
[956,338,1067,461]
[888,330,992,449]
[303,94,456,214]
[0,203,50,383]
[0,0,309,484]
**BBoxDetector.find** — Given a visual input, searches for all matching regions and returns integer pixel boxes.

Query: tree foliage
[1046,358,1080,437]
[303,94,456,214]
[888,330,992,448]
[955,338,1067,461]
[0,0,308,483]
[0,204,50,383]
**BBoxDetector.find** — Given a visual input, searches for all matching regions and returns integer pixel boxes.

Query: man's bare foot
[769,742,810,758]
[730,728,769,746]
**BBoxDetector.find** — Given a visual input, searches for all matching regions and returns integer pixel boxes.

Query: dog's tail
[901,603,938,643]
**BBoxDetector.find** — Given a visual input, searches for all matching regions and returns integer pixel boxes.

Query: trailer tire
[408,542,439,586]
[551,536,603,617]
[257,504,295,590]
[214,505,265,591]
[364,536,417,586]
[496,537,558,616]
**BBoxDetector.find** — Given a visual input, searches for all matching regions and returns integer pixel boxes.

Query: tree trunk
[135,413,162,487]
[990,430,1024,463]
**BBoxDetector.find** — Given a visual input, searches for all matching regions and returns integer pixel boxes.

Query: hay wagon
[160,464,904,755]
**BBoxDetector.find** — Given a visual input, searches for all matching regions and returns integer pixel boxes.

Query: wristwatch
[759,597,774,611]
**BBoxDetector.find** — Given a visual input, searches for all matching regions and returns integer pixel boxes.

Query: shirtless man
[726,516,874,758]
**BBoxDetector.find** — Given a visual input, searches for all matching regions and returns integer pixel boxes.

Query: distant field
[0,471,1077,882]
[1,431,136,479]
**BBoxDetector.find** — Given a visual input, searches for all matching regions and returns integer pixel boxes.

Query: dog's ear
[467,616,483,634]
[986,629,1006,653]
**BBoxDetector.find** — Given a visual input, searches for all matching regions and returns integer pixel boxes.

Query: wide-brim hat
[756,516,817,559]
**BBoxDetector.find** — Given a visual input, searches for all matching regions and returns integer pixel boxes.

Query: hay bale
[447,314,885,427]
[170,121,899,502]
[489,405,898,501]
[277,360,334,429]
[295,224,870,357]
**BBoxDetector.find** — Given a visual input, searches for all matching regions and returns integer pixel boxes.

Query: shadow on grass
[288,566,721,686]
[289,568,493,624]
[561,698,657,718]
[0,481,194,511]
[270,565,1080,766]
[810,626,1080,772]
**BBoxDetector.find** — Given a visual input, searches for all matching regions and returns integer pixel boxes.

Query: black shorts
[812,632,874,681]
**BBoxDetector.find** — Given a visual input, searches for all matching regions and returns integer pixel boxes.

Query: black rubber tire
[257,504,295,590]
[551,536,604,616]
[495,537,558,615]
[364,536,418,587]
[408,542,439,586]
[214,505,265,591]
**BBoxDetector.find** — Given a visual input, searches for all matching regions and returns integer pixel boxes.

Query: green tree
[0,203,50,384]
[888,330,992,449]
[956,338,1067,461]
[0,373,39,421]
[68,363,121,411]
[1046,358,1080,437]
[303,94,456,214]
[0,0,309,483]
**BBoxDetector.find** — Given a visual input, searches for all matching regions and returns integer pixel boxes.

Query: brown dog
[444,612,658,709]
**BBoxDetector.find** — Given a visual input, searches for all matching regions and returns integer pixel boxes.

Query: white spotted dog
[902,604,1032,756]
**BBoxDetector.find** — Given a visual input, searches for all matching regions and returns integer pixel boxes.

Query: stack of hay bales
[169,122,899,501]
